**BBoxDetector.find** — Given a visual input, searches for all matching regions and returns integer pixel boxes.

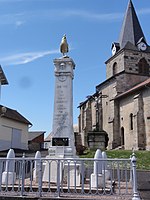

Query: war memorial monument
[43,35,77,182]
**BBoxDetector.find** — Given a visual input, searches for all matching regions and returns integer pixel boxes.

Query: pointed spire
[119,0,146,49]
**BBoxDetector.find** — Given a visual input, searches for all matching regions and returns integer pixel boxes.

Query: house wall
[0,117,28,151]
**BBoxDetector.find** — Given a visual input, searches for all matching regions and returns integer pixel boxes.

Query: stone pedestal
[88,131,107,150]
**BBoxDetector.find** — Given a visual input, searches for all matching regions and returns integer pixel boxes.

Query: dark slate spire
[119,0,146,49]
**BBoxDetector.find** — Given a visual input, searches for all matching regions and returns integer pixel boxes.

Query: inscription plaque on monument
[52,137,69,146]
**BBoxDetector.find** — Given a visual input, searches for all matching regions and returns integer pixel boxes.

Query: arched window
[113,62,117,76]
[130,113,133,130]
[138,58,149,75]
[121,127,124,146]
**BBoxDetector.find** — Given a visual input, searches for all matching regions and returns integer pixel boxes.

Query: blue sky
[0,0,150,137]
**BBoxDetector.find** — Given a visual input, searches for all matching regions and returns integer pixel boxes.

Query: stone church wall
[100,80,117,149]
[119,95,136,150]
[143,89,150,150]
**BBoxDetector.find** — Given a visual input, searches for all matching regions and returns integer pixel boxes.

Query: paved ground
[0,196,133,200]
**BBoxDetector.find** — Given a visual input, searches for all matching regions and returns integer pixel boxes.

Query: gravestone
[2,149,16,185]
[33,151,41,183]
[102,151,110,180]
[91,149,103,188]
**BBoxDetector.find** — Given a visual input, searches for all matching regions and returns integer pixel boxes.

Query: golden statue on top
[60,34,69,56]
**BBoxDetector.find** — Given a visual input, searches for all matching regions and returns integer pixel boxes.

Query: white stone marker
[2,149,16,185]
[33,151,41,183]
[102,151,110,180]
[91,149,103,188]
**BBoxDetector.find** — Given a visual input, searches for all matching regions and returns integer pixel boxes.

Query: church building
[78,0,150,150]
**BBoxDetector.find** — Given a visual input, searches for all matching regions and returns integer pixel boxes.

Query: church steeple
[119,0,146,49]
[108,0,150,79]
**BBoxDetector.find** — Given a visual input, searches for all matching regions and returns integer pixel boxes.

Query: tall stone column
[51,56,76,157]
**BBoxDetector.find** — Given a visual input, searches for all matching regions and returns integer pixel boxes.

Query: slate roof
[28,131,45,141]
[119,0,146,49]
[115,78,150,99]
[0,66,8,85]
[0,105,32,125]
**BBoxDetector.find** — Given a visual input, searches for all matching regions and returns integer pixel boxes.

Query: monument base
[64,162,80,187]
[48,146,76,158]
[88,131,107,150]
[42,145,77,183]
[42,154,64,183]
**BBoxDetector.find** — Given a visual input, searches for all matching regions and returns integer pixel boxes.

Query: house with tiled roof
[0,67,32,151]
[0,105,32,151]
[28,131,45,151]
[78,0,150,150]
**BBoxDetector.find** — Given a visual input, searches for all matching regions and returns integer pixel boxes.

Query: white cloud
[0,6,150,27]
[64,10,124,21]
[22,9,124,22]
[0,13,25,27]
[138,8,150,15]
[0,9,124,27]
[0,50,59,66]
[15,20,25,27]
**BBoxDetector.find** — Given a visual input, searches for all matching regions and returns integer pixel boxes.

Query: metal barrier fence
[0,153,141,199]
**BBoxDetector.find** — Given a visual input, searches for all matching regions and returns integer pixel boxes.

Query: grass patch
[80,149,150,170]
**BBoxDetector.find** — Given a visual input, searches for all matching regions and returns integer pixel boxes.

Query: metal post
[130,155,133,182]
[38,159,42,197]
[131,153,141,200]
[57,160,61,198]
[21,153,25,196]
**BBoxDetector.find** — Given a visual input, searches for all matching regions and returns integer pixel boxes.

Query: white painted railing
[0,153,141,200]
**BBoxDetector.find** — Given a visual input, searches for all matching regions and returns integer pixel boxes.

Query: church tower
[106,0,150,91]
[78,0,150,150]
[96,0,150,149]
